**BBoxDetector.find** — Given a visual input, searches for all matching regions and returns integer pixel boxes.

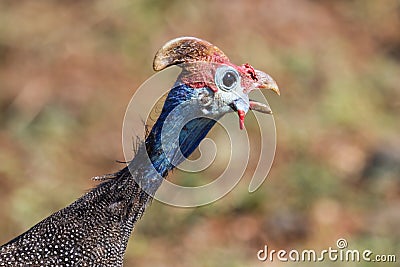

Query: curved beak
[247,70,279,116]
[253,70,280,95]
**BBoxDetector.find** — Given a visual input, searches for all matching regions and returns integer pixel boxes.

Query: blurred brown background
[0,0,399,266]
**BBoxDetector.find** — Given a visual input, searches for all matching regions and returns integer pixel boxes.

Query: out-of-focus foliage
[0,1,399,266]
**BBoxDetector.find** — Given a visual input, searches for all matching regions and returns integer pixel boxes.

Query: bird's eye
[222,72,236,88]
[215,66,240,91]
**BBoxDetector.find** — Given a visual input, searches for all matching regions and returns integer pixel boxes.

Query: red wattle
[238,109,245,130]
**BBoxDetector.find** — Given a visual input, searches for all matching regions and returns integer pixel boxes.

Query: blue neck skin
[128,83,219,194]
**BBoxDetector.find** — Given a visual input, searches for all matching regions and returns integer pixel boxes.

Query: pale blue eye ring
[215,66,240,91]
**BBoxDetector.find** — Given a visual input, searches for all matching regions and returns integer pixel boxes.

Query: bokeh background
[0,0,399,266]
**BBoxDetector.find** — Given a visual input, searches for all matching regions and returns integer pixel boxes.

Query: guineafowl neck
[127,84,219,195]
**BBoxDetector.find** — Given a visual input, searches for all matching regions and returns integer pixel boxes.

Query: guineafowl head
[133,37,279,192]
[153,37,279,127]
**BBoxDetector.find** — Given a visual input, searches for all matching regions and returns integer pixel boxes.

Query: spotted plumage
[0,37,279,266]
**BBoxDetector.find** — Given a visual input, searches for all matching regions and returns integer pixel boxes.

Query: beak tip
[253,70,280,95]
[269,81,280,96]
[261,84,280,95]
